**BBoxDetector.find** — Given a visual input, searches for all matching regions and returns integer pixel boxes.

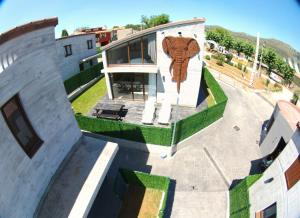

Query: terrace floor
[88,85,208,127]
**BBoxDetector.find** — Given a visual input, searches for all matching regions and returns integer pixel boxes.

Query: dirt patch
[119,185,163,218]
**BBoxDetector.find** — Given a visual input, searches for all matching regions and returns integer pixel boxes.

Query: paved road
[88,80,274,218]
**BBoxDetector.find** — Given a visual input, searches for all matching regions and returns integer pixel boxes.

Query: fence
[64,62,103,94]
[75,68,228,146]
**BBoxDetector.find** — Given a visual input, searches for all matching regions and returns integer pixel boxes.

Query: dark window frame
[107,33,157,66]
[87,40,93,49]
[64,44,72,57]
[1,95,43,158]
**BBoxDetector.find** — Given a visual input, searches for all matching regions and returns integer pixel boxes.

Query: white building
[249,100,300,217]
[101,18,205,107]
[0,18,118,217]
[56,33,99,80]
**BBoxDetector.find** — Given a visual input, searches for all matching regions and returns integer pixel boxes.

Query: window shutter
[285,156,300,190]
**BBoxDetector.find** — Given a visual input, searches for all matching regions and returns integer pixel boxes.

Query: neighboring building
[75,27,111,46]
[0,18,118,217]
[111,27,139,41]
[249,100,300,217]
[101,18,205,107]
[56,33,98,80]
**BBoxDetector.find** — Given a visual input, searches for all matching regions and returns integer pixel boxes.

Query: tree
[243,42,255,59]
[125,24,142,31]
[206,27,234,50]
[233,39,245,56]
[61,29,69,37]
[141,14,170,29]
[263,48,277,75]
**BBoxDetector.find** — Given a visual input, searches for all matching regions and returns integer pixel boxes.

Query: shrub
[205,55,211,60]
[228,62,234,66]
[216,54,225,66]
[64,62,103,94]
[291,91,300,105]
[265,78,270,87]
[225,53,233,63]
[237,62,243,70]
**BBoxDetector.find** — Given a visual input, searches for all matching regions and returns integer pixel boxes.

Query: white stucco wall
[0,27,82,217]
[56,34,97,80]
[156,22,205,107]
[249,131,300,218]
[260,105,294,157]
[102,20,205,107]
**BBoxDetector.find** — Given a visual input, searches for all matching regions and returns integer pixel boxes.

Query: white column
[250,32,260,86]
[148,73,157,101]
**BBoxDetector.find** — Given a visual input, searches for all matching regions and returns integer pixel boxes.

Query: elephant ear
[186,39,200,58]
[162,37,173,57]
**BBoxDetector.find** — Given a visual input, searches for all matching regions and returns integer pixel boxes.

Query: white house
[101,18,205,107]
[0,18,118,217]
[56,33,99,80]
[249,100,300,217]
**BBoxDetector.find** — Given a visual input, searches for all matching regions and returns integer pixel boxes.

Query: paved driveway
[88,80,274,218]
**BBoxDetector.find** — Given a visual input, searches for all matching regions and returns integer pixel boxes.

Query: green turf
[71,77,107,114]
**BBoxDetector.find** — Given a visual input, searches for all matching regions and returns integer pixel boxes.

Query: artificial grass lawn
[230,174,262,218]
[119,185,163,218]
[71,77,107,114]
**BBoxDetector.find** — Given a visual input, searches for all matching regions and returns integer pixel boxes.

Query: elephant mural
[162,36,200,92]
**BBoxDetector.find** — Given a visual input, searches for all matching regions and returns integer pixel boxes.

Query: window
[129,38,142,64]
[107,43,129,65]
[1,95,43,158]
[255,203,277,218]
[142,34,156,64]
[106,33,156,66]
[266,115,275,133]
[87,40,93,49]
[285,155,300,190]
[101,33,106,39]
[64,45,72,57]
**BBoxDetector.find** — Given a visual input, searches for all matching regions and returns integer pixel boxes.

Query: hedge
[119,168,170,218]
[174,68,228,143]
[230,174,262,218]
[74,67,228,146]
[64,62,103,94]
[75,113,173,146]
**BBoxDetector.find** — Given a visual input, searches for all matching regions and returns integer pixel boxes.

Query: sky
[0,0,300,52]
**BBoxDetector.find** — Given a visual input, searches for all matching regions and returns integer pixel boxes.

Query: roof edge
[102,17,206,51]
[0,17,58,46]
[56,33,95,41]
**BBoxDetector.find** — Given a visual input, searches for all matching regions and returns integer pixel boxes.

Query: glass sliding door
[110,73,153,101]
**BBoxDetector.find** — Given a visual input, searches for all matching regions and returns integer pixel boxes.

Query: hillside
[206,25,300,66]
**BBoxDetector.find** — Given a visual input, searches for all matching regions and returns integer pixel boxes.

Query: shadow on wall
[259,119,269,145]
[88,148,152,218]
[163,179,176,218]
[157,71,165,93]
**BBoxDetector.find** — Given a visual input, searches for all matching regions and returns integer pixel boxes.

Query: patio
[88,85,208,127]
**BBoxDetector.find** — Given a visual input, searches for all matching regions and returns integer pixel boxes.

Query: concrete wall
[249,131,300,217]
[260,105,294,157]
[56,34,97,80]
[0,27,82,217]
[156,22,204,107]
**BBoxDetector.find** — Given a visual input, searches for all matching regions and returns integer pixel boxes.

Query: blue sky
[0,0,300,52]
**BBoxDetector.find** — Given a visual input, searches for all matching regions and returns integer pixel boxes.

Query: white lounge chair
[158,101,172,124]
[142,99,156,124]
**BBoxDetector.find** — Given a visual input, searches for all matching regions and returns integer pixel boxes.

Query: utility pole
[249,32,260,86]
[258,43,265,77]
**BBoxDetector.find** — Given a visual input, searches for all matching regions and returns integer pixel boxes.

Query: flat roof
[37,135,118,217]
[278,100,300,131]
[102,18,205,51]
[0,18,58,46]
